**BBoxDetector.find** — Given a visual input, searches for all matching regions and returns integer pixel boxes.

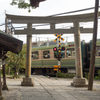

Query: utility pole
[5,10,13,36]
[65,37,68,46]
[88,0,99,91]
[11,24,13,36]
[5,10,7,33]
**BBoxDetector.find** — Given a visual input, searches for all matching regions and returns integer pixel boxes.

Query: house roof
[0,31,23,58]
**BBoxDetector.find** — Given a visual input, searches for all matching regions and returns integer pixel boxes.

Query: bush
[56,72,75,78]
[64,73,69,78]
[0,69,2,75]
[56,72,63,78]
[13,75,19,79]
[94,70,100,80]
[94,76,100,80]
[68,73,75,78]
[84,72,89,79]
[97,70,100,78]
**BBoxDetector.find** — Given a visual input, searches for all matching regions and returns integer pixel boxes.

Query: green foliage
[0,69,2,75]
[97,70,100,77]
[13,75,20,79]
[56,72,75,78]
[11,0,33,12]
[94,76,100,80]
[94,70,100,80]
[84,70,100,80]
[68,73,75,78]
[84,72,89,79]
[6,45,26,77]
[11,70,15,75]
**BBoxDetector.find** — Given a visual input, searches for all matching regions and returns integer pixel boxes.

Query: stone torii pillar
[71,21,87,87]
[21,23,34,86]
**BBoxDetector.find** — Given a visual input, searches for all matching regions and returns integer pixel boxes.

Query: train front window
[96,47,100,56]
[66,48,75,57]
[61,50,65,58]
[43,51,50,59]
[31,51,39,59]
[72,51,75,57]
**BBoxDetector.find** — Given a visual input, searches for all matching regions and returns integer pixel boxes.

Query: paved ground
[2,75,100,100]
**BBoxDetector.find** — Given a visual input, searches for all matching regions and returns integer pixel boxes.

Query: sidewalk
[2,75,100,100]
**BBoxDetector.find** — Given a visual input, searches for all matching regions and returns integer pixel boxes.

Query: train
[31,39,100,76]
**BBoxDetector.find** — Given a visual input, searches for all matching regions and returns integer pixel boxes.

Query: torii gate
[6,12,100,87]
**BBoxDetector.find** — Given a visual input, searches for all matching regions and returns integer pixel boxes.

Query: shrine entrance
[6,12,99,87]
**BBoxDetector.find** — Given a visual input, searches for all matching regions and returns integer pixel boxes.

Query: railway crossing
[53,34,65,72]
[54,34,65,61]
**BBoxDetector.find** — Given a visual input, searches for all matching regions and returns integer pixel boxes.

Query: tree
[11,0,46,12]
[30,0,46,8]
[11,0,32,12]
[6,44,26,78]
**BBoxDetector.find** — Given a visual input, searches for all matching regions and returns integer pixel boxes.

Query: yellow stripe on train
[54,69,57,71]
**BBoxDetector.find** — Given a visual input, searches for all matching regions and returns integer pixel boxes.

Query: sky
[0,0,100,44]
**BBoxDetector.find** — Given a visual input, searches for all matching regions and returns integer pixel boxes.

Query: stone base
[21,77,35,87]
[2,85,9,91]
[71,77,88,87]
[0,95,5,100]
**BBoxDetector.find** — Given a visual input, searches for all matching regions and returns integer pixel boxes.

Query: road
[2,75,100,100]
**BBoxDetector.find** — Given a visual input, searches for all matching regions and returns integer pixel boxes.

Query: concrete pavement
[2,75,100,100]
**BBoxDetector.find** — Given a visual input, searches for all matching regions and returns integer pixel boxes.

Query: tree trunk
[14,66,18,78]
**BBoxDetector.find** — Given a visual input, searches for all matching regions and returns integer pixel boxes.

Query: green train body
[31,39,100,75]
[31,41,87,75]
[83,39,100,75]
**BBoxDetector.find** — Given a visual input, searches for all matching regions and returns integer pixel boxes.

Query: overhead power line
[0,12,5,18]
[1,6,100,30]
[48,6,100,17]
[13,6,100,29]
[0,22,11,26]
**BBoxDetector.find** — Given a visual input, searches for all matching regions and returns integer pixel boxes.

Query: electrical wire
[4,6,100,29]
[0,22,11,26]
[0,12,4,18]
[1,6,100,32]
[48,6,100,17]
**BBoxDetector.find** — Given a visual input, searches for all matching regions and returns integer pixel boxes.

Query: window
[61,50,65,58]
[72,51,75,56]
[96,47,100,56]
[66,48,75,57]
[43,51,50,59]
[31,51,39,59]
[54,50,65,58]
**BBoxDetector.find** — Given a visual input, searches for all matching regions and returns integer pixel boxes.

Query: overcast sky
[0,0,100,43]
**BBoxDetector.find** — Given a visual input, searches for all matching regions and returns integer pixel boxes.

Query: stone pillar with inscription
[71,21,87,87]
[21,23,35,86]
